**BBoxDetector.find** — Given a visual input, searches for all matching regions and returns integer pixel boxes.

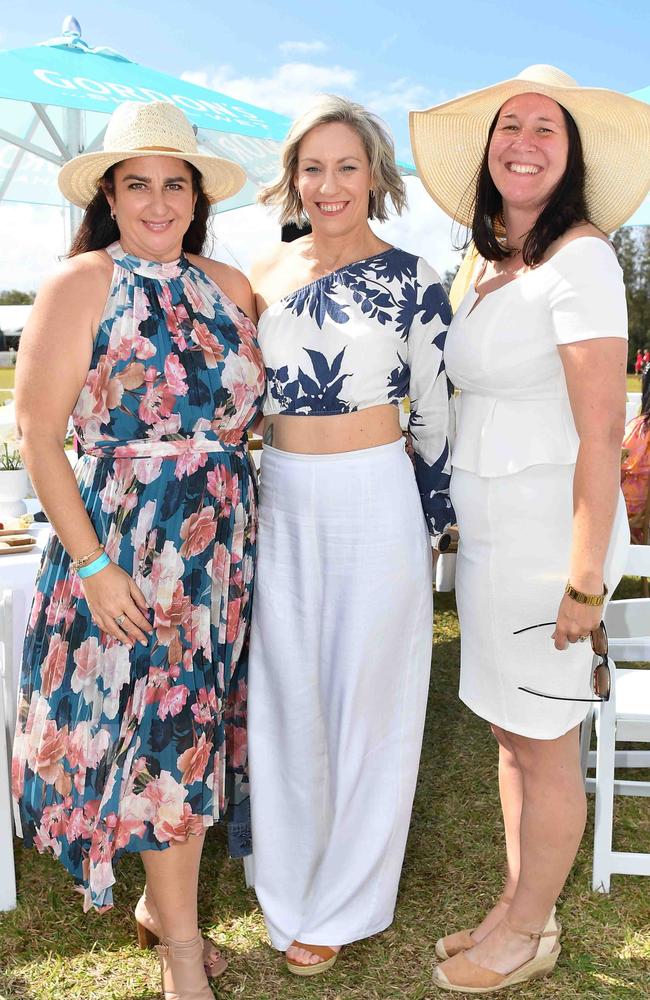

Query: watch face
[438,533,451,553]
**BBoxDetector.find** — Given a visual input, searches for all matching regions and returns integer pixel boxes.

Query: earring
[191,211,195,221]
[369,189,375,198]
[110,210,116,220]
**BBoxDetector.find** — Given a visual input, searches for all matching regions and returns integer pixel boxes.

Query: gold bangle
[71,544,104,572]
[565,581,608,607]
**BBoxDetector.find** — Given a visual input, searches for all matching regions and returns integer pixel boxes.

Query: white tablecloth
[1,523,50,733]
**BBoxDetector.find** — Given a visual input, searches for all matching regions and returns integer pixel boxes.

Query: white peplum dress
[444,237,630,739]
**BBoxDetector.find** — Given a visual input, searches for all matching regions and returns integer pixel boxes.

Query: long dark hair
[469,103,587,267]
[641,364,650,431]
[67,161,211,258]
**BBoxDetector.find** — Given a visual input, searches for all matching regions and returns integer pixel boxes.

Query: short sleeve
[548,238,628,345]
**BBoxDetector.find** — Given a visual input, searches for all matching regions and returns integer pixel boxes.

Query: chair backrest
[624,543,650,577]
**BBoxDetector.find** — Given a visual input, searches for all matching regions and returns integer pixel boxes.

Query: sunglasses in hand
[513,620,610,703]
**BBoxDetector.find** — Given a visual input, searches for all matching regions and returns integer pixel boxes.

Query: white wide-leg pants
[247,439,433,949]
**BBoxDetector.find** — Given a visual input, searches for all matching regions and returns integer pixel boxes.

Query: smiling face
[294,121,373,237]
[487,93,570,219]
[104,155,197,261]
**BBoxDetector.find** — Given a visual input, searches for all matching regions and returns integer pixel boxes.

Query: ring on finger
[115,613,126,627]
[578,634,589,642]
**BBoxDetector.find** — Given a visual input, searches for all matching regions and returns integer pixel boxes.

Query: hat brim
[410,78,650,234]
[58,148,246,208]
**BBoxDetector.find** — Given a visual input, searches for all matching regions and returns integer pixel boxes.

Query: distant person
[247,95,454,976]
[12,101,264,1000]
[635,348,644,375]
[622,363,650,543]
[412,63,649,993]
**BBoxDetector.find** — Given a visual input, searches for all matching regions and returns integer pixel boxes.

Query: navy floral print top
[259,247,455,535]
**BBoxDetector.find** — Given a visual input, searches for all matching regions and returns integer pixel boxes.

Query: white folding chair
[580,543,650,892]
[0,589,17,910]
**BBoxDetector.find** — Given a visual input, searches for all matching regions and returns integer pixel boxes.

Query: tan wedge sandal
[156,935,215,1000]
[432,916,561,994]
[135,893,228,978]
[434,896,514,960]
[286,941,340,976]
[434,901,560,961]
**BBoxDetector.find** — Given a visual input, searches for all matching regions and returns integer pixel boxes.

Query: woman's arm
[16,256,151,647]
[548,237,628,649]
[407,258,456,538]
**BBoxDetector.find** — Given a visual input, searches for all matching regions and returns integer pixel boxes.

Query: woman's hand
[552,592,602,650]
[80,562,152,648]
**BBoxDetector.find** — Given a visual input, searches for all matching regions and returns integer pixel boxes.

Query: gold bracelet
[565,581,608,607]
[71,544,104,572]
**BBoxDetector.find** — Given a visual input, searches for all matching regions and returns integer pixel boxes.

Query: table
[0,522,51,730]
[0,521,49,911]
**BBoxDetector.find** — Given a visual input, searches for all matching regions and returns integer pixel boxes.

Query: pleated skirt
[451,463,629,739]
[247,439,433,949]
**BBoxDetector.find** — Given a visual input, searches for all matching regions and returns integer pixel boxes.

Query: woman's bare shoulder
[550,222,612,254]
[35,250,113,308]
[189,254,255,321]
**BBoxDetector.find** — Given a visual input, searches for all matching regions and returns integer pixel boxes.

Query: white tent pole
[63,107,84,248]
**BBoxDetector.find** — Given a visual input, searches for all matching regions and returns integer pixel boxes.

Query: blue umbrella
[0,17,295,237]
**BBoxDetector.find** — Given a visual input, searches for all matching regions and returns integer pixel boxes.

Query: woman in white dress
[410,65,650,993]
[246,96,454,975]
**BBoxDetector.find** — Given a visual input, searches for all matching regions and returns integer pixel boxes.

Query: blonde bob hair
[259,95,407,226]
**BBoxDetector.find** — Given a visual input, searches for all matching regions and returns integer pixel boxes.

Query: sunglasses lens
[594,662,611,699]
[591,624,608,656]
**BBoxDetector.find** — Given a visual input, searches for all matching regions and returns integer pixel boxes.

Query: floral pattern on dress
[260,248,454,534]
[12,243,265,911]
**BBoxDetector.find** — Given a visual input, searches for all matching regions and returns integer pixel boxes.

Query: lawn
[1,585,649,1000]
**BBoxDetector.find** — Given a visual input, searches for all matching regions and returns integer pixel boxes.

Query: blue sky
[0,1,648,289]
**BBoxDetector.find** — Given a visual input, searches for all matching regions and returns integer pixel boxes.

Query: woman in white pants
[246,96,454,975]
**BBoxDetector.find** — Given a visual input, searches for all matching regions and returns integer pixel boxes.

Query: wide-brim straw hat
[58,100,246,208]
[409,64,650,234]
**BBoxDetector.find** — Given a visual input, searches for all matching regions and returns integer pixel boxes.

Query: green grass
[1,587,649,1000]
[627,375,642,393]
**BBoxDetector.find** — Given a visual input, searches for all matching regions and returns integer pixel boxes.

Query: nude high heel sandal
[156,936,215,1000]
[432,916,561,994]
[135,893,228,977]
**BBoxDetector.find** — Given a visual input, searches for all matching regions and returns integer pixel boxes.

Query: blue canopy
[0,18,295,222]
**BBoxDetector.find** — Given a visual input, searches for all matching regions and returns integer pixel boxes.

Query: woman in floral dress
[12,101,264,1000]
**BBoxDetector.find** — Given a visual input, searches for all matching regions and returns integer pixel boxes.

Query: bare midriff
[263,403,402,454]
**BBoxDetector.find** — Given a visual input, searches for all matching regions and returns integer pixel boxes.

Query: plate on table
[0,527,33,537]
[0,534,37,554]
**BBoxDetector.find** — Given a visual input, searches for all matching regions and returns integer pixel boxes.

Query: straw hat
[409,65,650,234]
[58,101,246,208]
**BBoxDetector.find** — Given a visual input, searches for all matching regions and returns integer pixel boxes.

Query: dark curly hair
[469,103,587,267]
[67,161,210,258]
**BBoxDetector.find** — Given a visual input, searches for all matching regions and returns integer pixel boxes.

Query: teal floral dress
[12,243,265,911]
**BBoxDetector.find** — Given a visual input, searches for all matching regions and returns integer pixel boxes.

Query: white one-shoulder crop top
[257,247,455,535]
[444,237,628,477]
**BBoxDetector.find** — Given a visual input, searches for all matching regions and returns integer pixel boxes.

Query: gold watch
[564,581,608,607]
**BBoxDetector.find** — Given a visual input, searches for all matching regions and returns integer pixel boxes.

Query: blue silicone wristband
[77,552,111,579]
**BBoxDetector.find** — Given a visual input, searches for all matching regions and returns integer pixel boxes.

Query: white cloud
[0,204,66,292]
[365,77,434,116]
[279,40,327,55]
[182,63,358,118]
